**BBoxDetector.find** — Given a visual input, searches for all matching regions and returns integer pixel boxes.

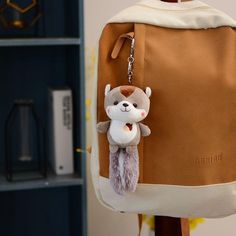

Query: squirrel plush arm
[139,123,151,137]
[97,121,111,133]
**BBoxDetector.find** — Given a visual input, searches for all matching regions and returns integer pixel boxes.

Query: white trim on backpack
[108,0,236,29]
[98,177,236,218]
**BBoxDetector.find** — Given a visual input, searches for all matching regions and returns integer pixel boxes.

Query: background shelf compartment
[0,45,83,176]
[0,186,84,236]
[43,0,80,37]
[0,0,81,38]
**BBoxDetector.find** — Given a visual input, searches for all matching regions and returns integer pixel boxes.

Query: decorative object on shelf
[5,99,47,181]
[0,0,43,36]
[48,88,74,175]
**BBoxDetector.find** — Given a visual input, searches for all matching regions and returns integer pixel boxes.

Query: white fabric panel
[108,0,236,29]
[99,176,236,218]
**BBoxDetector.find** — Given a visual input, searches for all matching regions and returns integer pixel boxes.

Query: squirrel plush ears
[104,84,152,98]
[105,84,112,96]
[145,87,152,98]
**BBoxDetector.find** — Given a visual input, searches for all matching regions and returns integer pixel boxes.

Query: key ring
[127,36,135,84]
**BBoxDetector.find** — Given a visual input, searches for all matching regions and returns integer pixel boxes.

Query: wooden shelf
[0,37,80,47]
[0,173,83,192]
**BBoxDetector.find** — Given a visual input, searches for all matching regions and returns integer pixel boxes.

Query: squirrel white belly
[97,84,151,195]
[109,120,137,145]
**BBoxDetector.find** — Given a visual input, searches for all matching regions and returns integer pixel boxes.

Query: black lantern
[5,99,47,181]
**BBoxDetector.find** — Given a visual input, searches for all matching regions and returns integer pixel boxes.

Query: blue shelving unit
[0,0,87,236]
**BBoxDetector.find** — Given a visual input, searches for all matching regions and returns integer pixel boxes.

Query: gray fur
[123,147,139,192]
[97,121,110,133]
[109,150,124,194]
[139,123,151,137]
[109,148,139,195]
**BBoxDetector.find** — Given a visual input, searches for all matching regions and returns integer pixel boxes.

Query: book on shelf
[48,87,74,175]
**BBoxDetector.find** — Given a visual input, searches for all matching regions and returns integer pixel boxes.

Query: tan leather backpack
[91,0,236,218]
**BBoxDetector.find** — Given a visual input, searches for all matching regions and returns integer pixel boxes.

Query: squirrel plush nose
[123,103,129,107]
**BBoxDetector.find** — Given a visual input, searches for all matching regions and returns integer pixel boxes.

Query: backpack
[91,0,236,218]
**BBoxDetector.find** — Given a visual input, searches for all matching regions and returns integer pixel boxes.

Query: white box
[48,87,74,175]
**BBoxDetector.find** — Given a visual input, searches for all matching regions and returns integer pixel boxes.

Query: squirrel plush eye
[113,101,119,105]
[133,103,138,108]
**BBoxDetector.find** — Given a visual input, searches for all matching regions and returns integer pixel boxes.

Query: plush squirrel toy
[97,84,151,195]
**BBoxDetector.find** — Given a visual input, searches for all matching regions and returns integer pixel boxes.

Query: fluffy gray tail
[109,148,139,195]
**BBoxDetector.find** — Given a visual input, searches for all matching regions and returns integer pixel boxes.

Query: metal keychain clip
[127,36,135,84]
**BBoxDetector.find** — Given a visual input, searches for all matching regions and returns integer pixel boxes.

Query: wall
[84,1,236,236]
